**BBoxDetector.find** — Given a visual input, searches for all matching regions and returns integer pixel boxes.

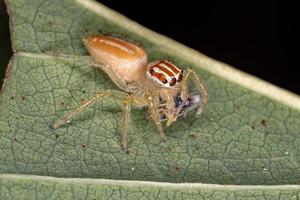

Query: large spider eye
[169,78,177,86]
[177,73,183,82]
[150,69,155,74]
[162,79,168,84]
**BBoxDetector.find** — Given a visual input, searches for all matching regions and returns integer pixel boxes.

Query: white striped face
[146,60,183,88]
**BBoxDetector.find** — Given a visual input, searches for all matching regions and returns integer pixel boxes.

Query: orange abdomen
[83,35,147,83]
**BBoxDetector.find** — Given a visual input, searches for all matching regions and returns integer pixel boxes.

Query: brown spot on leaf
[261,119,267,127]
[166,147,175,152]
[12,137,17,143]
[126,150,131,154]
[10,96,14,100]
[251,126,255,130]
[175,166,180,174]
[190,133,197,139]
[81,144,87,148]
[21,96,26,101]
[48,21,54,26]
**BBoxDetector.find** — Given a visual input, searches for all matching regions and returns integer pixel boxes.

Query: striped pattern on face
[147,60,184,88]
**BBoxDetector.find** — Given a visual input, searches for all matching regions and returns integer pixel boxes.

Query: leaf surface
[1,0,300,199]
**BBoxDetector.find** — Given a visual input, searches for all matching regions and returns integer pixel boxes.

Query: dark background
[1,0,298,94]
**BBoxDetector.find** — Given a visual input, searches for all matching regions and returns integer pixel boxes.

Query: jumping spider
[53,35,208,150]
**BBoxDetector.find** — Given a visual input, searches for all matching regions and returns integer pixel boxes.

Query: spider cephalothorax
[147,60,183,88]
[53,35,208,151]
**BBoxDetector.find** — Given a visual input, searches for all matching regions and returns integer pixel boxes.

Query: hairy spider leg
[93,63,140,93]
[180,69,208,117]
[94,63,128,90]
[147,95,166,141]
[122,96,133,151]
[53,90,128,128]
[159,89,177,126]
[53,90,130,142]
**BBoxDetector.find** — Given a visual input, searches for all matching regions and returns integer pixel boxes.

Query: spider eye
[162,79,168,84]
[169,78,177,86]
[177,74,183,82]
[150,69,155,74]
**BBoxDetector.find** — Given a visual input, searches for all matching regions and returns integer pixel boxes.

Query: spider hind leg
[53,89,134,151]
[53,90,123,129]
[121,96,133,151]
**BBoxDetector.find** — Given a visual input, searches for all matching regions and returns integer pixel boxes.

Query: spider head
[146,60,183,88]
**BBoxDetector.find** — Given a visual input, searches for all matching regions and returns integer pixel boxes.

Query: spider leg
[181,68,208,117]
[53,90,127,129]
[93,62,139,93]
[147,96,166,141]
[159,90,177,126]
[121,96,132,151]
[93,62,128,91]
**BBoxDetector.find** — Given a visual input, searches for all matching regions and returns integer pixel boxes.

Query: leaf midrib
[1,173,300,190]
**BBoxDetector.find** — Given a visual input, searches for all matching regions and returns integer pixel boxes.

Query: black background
[1,0,298,94]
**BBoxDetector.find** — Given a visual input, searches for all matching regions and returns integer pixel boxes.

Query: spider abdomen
[83,35,147,83]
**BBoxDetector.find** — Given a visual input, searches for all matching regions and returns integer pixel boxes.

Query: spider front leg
[159,89,177,127]
[181,68,208,117]
[53,90,127,129]
[147,96,166,141]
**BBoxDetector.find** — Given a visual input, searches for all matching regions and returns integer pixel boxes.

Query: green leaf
[1,0,300,199]
[1,174,300,200]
